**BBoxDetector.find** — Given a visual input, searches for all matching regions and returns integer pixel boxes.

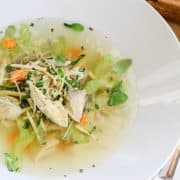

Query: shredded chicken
[67,90,86,122]
[28,81,68,127]
[0,97,22,121]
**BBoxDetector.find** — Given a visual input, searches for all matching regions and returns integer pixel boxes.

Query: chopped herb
[79,169,84,173]
[5,64,13,73]
[49,167,52,170]
[20,99,29,108]
[35,81,44,88]
[51,28,54,32]
[32,67,36,70]
[86,125,96,134]
[52,94,61,101]
[64,175,67,177]
[95,103,99,109]
[67,78,79,88]
[58,68,64,77]
[50,67,58,75]
[107,82,128,106]
[92,164,96,168]
[64,23,84,32]
[30,23,34,27]
[23,120,30,129]
[85,108,91,112]
[36,119,41,126]
[89,27,94,31]
[26,72,32,80]
[81,46,85,50]
[75,74,79,80]
[79,67,85,72]
[112,59,132,74]
[55,56,66,64]
[47,57,53,60]
[70,54,86,66]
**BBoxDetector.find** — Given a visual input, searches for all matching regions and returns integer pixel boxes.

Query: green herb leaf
[108,82,128,106]
[5,64,13,73]
[55,56,66,64]
[94,103,99,109]
[67,78,79,88]
[64,23,84,32]
[57,69,64,77]
[5,25,16,37]
[23,120,30,129]
[35,81,44,88]
[112,59,132,73]
[4,153,20,172]
[71,54,86,66]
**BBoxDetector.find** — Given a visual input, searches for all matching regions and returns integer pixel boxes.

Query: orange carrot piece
[2,38,17,49]
[10,70,27,83]
[79,112,87,127]
[7,130,19,144]
[70,48,82,60]
[59,141,70,151]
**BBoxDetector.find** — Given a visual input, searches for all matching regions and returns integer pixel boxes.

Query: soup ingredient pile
[0,22,132,172]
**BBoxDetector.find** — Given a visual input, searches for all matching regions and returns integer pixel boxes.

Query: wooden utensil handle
[147,0,180,24]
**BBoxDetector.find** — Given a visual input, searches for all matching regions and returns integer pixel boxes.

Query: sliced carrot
[7,130,19,144]
[10,70,27,83]
[59,141,70,151]
[79,112,87,127]
[70,48,83,60]
[2,38,17,49]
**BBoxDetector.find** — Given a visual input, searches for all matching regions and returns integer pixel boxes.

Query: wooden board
[168,21,180,40]
[147,0,180,40]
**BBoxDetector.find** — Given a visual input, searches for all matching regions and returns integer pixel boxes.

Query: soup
[0,18,136,175]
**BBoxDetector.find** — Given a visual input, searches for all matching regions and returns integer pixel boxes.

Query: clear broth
[0,18,137,177]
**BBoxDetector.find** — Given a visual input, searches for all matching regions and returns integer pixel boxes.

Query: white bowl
[0,0,180,180]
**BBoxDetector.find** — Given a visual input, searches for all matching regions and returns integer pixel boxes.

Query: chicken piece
[67,90,86,122]
[28,81,68,127]
[0,97,22,121]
